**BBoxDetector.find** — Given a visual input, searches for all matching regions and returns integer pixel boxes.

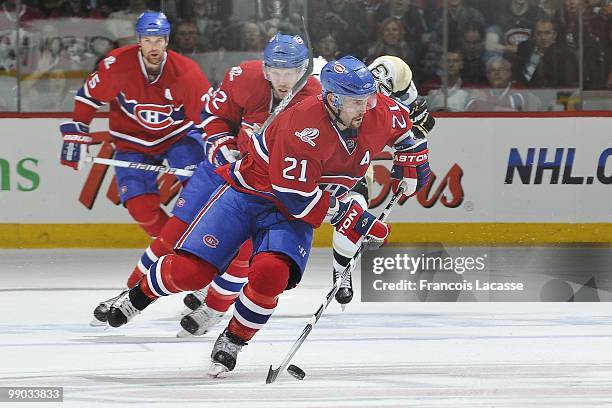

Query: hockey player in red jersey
[103,56,431,376]
[89,33,321,327]
[59,11,211,238]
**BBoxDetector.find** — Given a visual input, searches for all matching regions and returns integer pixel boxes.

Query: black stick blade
[266,365,281,384]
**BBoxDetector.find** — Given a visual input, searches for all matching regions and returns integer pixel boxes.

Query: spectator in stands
[366,17,416,67]
[466,56,541,111]
[239,21,265,53]
[537,0,561,19]
[178,0,227,51]
[514,16,579,88]
[171,20,203,57]
[257,0,300,40]
[315,32,340,62]
[425,49,471,111]
[106,0,148,45]
[371,0,428,52]
[447,0,485,49]
[460,21,488,86]
[49,0,104,18]
[556,0,608,89]
[485,0,538,61]
[309,0,369,56]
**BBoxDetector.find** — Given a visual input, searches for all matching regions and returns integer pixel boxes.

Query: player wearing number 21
[105,56,432,376]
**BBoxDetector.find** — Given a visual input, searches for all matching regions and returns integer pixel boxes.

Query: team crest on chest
[294,128,319,147]
[134,104,175,130]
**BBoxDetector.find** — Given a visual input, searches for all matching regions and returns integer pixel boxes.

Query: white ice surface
[1,249,612,408]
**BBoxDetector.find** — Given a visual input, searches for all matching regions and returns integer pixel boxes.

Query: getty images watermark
[361,247,526,302]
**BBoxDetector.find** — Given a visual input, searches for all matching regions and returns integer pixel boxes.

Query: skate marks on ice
[2,249,612,406]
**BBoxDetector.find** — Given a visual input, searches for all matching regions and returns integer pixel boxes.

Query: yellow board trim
[1,223,611,248]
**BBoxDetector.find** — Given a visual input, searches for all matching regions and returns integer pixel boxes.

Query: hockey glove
[204,132,241,167]
[392,138,431,198]
[329,198,389,245]
[409,99,435,139]
[60,121,92,170]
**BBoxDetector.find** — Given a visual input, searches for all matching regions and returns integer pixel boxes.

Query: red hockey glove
[392,139,431,198]
[329,198,389,245]
[60,121,92,170]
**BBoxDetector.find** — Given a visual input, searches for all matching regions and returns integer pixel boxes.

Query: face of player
[266,66,305,99]
[139,36,168,66]
[328,93,377,129]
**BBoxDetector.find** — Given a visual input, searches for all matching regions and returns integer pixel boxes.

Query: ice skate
[182,288,207,312]
[90,292,122,326]
[107,287,153,328]
[177,304,225,337]
[208,329,247,376]
[333,268,353,308]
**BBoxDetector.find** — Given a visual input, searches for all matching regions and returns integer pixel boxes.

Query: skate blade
[89,318,107,327]
[208,362,230,378]
[176,329,196,338]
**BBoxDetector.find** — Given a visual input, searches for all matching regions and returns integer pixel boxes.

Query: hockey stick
[83,156,195,177]
[265,185,406,384]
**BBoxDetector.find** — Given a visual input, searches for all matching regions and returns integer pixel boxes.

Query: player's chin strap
[323,97,351,129]
[265,185,406,384]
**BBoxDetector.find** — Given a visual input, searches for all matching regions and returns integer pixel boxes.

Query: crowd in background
[0,0,610,111]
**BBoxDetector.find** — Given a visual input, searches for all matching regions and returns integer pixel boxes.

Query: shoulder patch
[294,128,319,147]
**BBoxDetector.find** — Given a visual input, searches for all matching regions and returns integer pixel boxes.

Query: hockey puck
[287,364,306,380]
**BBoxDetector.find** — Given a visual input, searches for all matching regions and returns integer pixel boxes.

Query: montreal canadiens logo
[333,63,346,74]
[294,128,319,147]
[203,234,219,248]
[134,104,175,130]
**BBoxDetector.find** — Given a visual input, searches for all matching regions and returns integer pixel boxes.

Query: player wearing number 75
[59,11,211,237]
[104,56,431,376]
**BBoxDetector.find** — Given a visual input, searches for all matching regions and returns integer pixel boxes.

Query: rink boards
[0,115,611,247]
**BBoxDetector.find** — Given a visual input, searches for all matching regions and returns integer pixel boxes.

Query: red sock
[125,194,169,237]
[228,252,290,341]
[126,216,189,288]
[205,239,253,312]
[140,252,218,300]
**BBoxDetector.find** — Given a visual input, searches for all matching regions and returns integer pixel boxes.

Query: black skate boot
[90,293,123,327]
[182,288,207,311]
[107,286,154,328]
[177,304,225,337]
[209,329,248,376]
[333,267,353,305]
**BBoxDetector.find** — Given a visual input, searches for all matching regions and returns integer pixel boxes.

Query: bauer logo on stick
[294,128,319,147]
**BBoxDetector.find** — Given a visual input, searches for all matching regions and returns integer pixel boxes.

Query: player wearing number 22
[59,11,211,237]
[106,55,431,376]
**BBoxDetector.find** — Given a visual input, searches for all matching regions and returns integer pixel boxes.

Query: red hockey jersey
[73,45,211,154]
[202,60,322,153]
[219,94,413,228]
